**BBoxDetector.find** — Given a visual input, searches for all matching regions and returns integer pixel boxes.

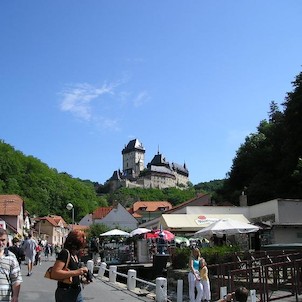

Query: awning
[159,214,250,232]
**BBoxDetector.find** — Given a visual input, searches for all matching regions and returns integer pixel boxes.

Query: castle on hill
[107,139,189,191]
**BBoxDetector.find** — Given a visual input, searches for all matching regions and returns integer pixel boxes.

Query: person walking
[0,228,22,302]
[44,242,51,260]
[51,230,91,302]
[188,247,203,302]
[8,237,25,265]
[22,234,37,276]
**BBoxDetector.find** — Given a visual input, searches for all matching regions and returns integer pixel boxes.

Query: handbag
[44,249,72,284]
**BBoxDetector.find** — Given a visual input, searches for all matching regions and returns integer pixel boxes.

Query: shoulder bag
[44,249,72,284]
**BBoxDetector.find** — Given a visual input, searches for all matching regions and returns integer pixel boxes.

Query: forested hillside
[0,141,99,222]
[217,71,302,205]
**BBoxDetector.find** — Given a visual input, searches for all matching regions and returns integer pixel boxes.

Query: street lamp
[66,203,74,228]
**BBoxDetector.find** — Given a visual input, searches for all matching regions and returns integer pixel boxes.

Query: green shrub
[171,245,241,269]
[200,245,240,264]
[171,247,191,269]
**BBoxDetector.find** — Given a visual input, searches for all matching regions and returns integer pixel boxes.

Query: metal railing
[209,251,302,302]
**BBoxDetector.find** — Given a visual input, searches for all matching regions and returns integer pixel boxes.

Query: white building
[93,203,138,231]
[140,197,302,246]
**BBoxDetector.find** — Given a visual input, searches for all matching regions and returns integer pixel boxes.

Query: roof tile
[0,195,23,216]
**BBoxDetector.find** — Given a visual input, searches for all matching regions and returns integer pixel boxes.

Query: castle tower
[122,139,145,179]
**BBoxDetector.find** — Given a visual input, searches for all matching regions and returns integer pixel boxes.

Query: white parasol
[129,227,151,237]
[100,229,130,237]
[194,218,260,237]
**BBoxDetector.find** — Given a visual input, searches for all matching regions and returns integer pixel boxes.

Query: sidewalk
[19,254,153,302]
[19,255,302,301]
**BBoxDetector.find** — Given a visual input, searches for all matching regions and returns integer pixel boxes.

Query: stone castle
[107,139,189,191]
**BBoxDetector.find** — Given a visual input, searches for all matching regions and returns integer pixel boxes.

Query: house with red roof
[92,203,138,230]
[0,195,25,237]
[131,201,173,224]
[34,215,69,245]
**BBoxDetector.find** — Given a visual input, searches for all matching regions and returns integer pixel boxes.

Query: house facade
[248,198,302,245]
[93,203,138,231]
[34,215,69,245]
[131,201,173,224]
[0,195,25,237]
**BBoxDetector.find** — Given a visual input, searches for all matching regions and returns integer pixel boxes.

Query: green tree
[218,71,302,204]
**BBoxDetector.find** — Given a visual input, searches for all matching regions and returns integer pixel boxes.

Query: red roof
[38,215,67,227]
[132,201,172,212]
[165,193,212,213]
[92,207,113,219]
[0,195,23,216]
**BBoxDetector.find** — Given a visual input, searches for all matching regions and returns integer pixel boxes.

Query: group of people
[188,247,211,302]
[0,228,91,302]
[188,247,249,302]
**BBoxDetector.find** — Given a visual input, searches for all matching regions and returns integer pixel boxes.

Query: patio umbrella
[194,218,260,237]
[129,227,151,237]
[146,229,175,241]
[174,236,190,246]
[100,229,130,237]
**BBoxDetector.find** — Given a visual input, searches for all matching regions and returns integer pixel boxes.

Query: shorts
[26,255,35,263]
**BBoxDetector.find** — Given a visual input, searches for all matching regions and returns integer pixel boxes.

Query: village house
[92,203,138,231]
[0,194,25,240]
[33,215,69,245]
[130,200,173,224]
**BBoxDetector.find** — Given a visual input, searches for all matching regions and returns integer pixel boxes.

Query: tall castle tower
[121,139,145,179]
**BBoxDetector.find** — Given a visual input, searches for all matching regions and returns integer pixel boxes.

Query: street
[19,254,152,302]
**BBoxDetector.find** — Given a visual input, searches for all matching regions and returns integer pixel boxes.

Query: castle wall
[175,172,189,186]
[111,139,190,190]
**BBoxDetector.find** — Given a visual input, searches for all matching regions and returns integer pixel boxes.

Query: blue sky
[1,1,301,185]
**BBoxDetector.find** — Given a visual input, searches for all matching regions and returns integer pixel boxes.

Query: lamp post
[66,203,74,229]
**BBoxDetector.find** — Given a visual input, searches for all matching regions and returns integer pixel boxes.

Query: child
[35,244,42,265]
[199,257,211,302]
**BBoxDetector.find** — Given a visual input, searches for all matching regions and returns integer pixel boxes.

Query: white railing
[95,262,256,302]
[97,262,167,302]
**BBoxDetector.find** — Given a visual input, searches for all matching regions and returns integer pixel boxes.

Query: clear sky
[1,1,301,185]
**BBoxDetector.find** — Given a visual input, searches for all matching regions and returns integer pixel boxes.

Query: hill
[0,140,99,222]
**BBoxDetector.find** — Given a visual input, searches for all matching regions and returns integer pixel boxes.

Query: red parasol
[146,229,175,241]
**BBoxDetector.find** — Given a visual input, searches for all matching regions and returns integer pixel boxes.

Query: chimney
[239,191,247,207]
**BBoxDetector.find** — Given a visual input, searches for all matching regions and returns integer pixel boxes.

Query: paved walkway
[19,254,153,302]
[19,254,302,301]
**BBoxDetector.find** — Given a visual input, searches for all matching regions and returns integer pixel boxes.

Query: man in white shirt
[0,228,22,302]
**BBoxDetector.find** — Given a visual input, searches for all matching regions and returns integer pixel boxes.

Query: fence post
[250,289,256,302]
[98,262,107,278]
[87,260,94,273]
[177,279,183,302]
[109,265,117,283]
[156,277,167,302]
[220,286,227,299]
[127,269,137,291]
